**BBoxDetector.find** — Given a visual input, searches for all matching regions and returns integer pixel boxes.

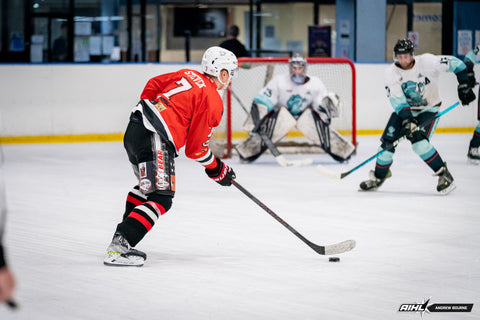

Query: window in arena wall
[261,3,314,57]
[386,4,408,62]
[385,1,442,61]
[73,1,122,63]
[164,5,230,52]
[254,3,335,57]
[412,2,442,55]
[8,1,25,53]
[0,2,2,52]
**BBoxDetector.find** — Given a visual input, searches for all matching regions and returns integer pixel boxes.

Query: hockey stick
[231,180,356,255]
[317,101,461,179]
[230,89,313,167]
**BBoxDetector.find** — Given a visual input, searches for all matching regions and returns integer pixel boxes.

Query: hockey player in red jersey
[104,46,238,267]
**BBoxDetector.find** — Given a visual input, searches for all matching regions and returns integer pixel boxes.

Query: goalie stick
[230,89,313,167]
[231,180,356,255]
[317,101,461,180]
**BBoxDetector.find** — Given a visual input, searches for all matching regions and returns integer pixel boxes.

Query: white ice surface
[1,134,479,320]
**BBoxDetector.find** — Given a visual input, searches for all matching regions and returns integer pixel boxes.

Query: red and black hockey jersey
[133,69,224,169]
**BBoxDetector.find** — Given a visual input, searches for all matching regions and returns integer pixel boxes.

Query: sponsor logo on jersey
[401,80,427,107]
[153,101,167,113]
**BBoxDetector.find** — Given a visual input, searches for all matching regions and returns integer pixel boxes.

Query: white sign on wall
[476,30,480,50]
[457,30,472,55]
[408,31,419,49]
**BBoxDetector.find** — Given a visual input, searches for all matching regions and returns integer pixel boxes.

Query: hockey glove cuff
[205,158,236,186]
[401,118,418,140]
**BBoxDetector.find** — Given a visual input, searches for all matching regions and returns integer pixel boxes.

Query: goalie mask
[289,53,307,84]
[201,46,239,87]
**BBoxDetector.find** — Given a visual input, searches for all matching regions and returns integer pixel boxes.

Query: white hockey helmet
[289,53,307,84]
[201,46,238,86]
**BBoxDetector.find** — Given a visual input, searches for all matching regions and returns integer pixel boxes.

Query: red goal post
[212,57,357,159]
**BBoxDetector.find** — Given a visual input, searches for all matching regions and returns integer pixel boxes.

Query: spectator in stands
[52,22,68,62]
[219,25,249,58]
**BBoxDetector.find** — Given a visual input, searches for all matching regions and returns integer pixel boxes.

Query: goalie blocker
[236,100,355,163]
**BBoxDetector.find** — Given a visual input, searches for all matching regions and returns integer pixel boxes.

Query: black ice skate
[359,170,391,191]
[434,164,456,195]
[104,232,146,267]
[467,146,480,164]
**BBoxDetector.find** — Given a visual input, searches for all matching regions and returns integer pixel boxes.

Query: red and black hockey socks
[122,185,147,221]
[117,194,172,247]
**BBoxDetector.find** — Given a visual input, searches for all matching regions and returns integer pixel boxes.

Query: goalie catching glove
[205,157,236,186]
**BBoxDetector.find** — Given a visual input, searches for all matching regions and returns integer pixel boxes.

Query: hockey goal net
[211,57,356,159]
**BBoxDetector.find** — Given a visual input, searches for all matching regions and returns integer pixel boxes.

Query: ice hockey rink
[1,133,479,320]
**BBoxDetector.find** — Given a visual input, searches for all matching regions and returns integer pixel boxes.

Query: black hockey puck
[329,257,340,262]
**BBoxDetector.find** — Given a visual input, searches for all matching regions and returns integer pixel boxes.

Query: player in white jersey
[0,147,16,305]
[360,39,476,194]
[235,54,355,163]
[464,46,480,163]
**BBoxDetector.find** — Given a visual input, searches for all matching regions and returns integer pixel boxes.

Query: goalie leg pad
[328,129,356,162]
[296,108,323,145]
[296,109,355,162]
[236,106,296,161]
[243,103,270,132]
[269,106,297,143]
[236,133,267,162]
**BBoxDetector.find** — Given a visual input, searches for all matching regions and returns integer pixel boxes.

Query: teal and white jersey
[253,73,328,116]
[464,45,479,63]
[385,53,466,115]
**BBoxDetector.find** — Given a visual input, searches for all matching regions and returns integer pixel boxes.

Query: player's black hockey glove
[401,117,418,140]
[465,62,476,89]
[205,157,236,186]
[458,83,476,106]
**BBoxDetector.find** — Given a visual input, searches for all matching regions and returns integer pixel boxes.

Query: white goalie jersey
[252,73,329,117]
